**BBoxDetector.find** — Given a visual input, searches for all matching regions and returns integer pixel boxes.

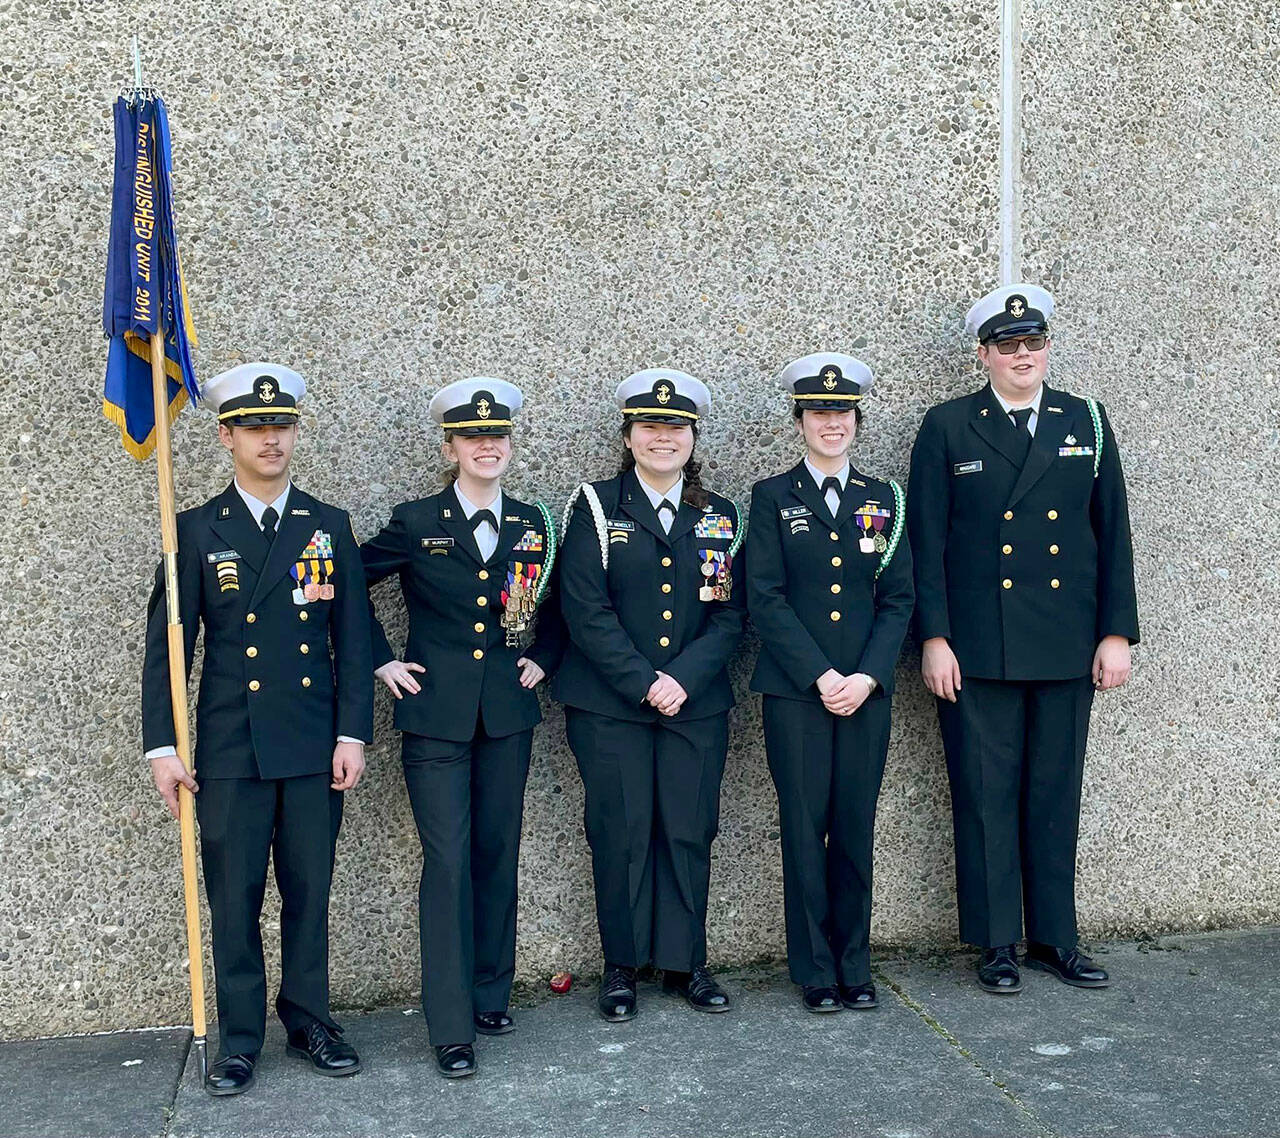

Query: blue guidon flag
[102,93,199,459]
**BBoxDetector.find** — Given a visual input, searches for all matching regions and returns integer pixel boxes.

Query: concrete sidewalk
[4,928,1276,1138]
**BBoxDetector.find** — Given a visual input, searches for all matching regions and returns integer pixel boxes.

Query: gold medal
[874,532,888,554]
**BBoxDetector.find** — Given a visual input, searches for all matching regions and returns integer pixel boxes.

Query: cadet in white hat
[141,361,371,1094]
[360,375,563,1079]
[744,352,913,1015]
[908,283,1139,995]
[552,367,745,1023]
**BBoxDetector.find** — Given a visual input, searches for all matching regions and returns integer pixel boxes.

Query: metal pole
[999,0,1022,285]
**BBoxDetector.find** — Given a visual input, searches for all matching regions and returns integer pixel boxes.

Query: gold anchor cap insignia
[476,398,491,419]
[656,383,671,404]
[1008,296,1026,319]
[822,368,838,390]
[258,379,276,403]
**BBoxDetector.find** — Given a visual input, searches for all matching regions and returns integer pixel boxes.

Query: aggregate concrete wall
[0,0,1274,1038]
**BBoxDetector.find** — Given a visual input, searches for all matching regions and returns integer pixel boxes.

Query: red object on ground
[550,971,572,994]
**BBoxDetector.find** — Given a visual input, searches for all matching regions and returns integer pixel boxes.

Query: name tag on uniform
[207,550,241,562]
[780,506,812,520]
[606,519,635,531]
[953,461,983,475]
[422,537,454,553]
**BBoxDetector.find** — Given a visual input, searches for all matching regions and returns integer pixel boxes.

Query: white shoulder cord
[561,483,611,571]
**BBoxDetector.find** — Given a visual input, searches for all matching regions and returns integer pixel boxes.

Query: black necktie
[820,476,842,518]
[260,506,278,543]
[473,508,498,534]
[1009,408,1034,463]
[656,499,676,532]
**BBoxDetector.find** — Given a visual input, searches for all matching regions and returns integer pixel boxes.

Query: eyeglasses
[991,335,1048,355]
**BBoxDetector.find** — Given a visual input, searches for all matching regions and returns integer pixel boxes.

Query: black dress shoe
[474,1010,514,1035]
[434,1043,477,1078]
[286,1021,361,1076]
[840,982,878,1010]
[204,1053,256,1096]
[978,945,1023,994]
[802,986,843,1014]
[663,965,731,1013]
[1025,943,1111,988]
[598,964,638,1022]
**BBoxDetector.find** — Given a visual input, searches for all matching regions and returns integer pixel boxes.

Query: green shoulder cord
[1085,397,1104,479]
[728,502,747,558]
[533,501,558,606]
[876,480,906,580]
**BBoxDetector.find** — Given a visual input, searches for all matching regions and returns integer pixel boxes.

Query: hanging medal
[713,555,733,601]
[699,559,716,601]
[502,561,542,645]
[855,503,890,554]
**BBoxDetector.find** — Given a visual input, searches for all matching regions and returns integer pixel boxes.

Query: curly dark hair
[617,421,710,510]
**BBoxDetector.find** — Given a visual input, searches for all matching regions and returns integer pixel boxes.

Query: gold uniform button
[661,557,673,568]
[473,649,485,660]
[830,611,841,622]
[1002,578,1013,589]
[1047,509,1059,520]
[1049,544,1060,555]
[245,646,258,658]
[662,610,672,620]
[246,612,257,624]
[300,644,310,655]
[301,677,311,688]
[829,531,839,541]
[830,584,841,595]
[831,556,842,567]
[299,611,309,621]
[659,636,670,647]
[1004,510,1014,521]
[661,583,672,594]
[248,680,260,692]
[1002,544,1013,555]
[1051,578,1061,589]
[474,622,485,633]
[478,569,489,581]
[477,596,488,607]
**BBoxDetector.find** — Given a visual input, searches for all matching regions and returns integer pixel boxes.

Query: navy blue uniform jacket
[360,484,565,743]
[746,462,914,701]
[142,483,374,779]
[551,471,746,723]
[906,382,1140,681]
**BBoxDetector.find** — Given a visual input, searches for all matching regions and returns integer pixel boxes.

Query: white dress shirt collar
[453,483,503,524]
[234,480,291,529]
[634,471,684,512]
[990,384,1044,417]
[804,458,850,490]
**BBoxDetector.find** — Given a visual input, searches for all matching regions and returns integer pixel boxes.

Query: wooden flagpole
[148,328,209,1080]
